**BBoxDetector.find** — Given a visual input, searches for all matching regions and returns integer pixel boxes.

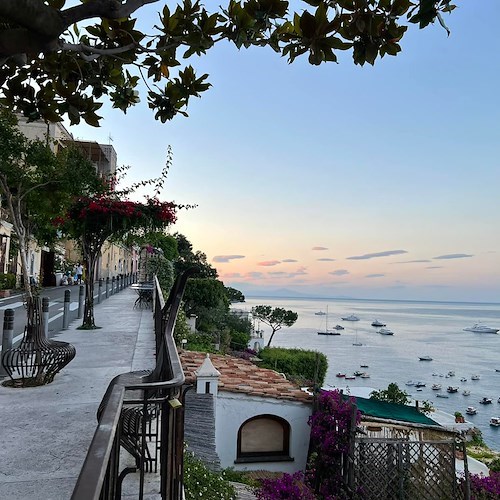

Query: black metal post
[111,277,115,295]
[42,297,49,338]
[98,278,102,304]
[106,277,109,298]
[0,309,14,377]
[63,290,71,329]
[78,285,85,319]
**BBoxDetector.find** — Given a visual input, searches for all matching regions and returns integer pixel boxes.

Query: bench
[96,270,192,493]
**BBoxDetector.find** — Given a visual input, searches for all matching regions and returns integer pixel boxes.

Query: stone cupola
[195,353,221,397]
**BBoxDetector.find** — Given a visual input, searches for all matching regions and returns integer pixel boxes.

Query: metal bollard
[78,285,84,319]
[42,297,49,339]
[111,276,115,295]
[105,277,109,299]
[98,278,102,304]
[63,290,70,330]
[0,309,14,377]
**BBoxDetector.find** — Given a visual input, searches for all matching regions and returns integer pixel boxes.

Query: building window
[236,414,293,463]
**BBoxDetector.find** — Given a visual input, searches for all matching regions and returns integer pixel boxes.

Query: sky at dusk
[69,2,500,303]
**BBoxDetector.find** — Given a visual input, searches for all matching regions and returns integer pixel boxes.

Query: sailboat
[318,306,341,336]
[352,329,362,346]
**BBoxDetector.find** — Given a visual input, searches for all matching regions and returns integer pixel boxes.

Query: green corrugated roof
[346,395,440,427]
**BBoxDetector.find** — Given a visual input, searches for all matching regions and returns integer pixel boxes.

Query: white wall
[215,392,312,473]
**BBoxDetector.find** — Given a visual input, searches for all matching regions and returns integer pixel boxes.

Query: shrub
[183,451,236,500]
[489,457,500,473]
[229,331,251,351]
[256,471,316,500]
[258,347,328,386]
[465,471,500,499]
[0,273,16,290]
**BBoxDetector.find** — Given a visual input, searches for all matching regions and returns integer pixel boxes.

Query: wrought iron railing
[72,275,187,499]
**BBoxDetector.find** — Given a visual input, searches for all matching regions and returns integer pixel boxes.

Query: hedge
[258,347,328,386]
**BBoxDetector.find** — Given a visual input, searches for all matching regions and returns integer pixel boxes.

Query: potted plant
[454,411,465,423]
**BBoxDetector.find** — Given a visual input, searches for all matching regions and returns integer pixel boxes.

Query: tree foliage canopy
[370,382,410,405]
[252,304,298,347]
[0,0,454,126]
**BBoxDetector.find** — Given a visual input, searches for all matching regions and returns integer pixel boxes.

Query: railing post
[0,309,14,377]
[63,290,71,330]
[78,285,85,319]
[98,278,102,304]
[42,297,49,339]
[111,277,115,295]
[106,277,109,299]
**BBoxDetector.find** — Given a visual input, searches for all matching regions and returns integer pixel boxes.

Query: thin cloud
[317,258,336,262]
[223,272,243,278]
[329,269,349,276]
[426,266,443,269]
[257,260,281,266]
[365,273,385,278]
[290,267,308,276]
[433,253,473,260]
[312,246,328,251]
[245,272,265,279]
[347,250,407,260]
[213,255,245,263]
[268,272,287,276]
[282,259,298,263]
[391,260,431,264]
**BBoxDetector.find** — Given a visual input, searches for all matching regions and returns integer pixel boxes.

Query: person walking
[76,262,84,284]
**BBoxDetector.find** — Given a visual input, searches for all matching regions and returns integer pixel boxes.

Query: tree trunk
[266,328,278,348]
[81,249,98,328]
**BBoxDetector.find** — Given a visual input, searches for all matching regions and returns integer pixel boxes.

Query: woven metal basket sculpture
[1,297,76,387]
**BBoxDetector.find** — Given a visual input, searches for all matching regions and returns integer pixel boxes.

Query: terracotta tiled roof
[180,350,312,404]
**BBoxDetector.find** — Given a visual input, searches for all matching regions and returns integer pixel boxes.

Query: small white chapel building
[180,351,313,473]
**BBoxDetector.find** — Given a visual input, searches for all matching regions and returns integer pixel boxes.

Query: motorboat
[447,371,455,377]
[354,370,365,376]
[371,319,386,327]
[432,372,439,377]
[318,331,341,336]
[345,376,356,380]
[378,328,394,335]
[471,374,481,381]
[436,393,449,398]
[460,377,467,382]
[480,397,493,405]
[463,323,499,334]
[498,397,500,403]
[447,386,459,393]
[419,356,433,361]
[466,406,477,415]
[406,380,416,386]
[463,390,471,396]
[431,384,442,390]
[336,373,346,378]
[415,382,426,388]
[315,310,326,316]
[490,417,500,427]
[360,364,369,368]
[333,324,345,330]
[342,314,360,321]
[360,373,370,378]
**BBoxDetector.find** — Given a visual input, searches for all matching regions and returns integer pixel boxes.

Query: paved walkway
[0,288,155,500]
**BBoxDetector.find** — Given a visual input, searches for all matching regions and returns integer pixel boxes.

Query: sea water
[238,296,500,451]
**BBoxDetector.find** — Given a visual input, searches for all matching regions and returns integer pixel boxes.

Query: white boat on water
[378,328,394,336]
[315,311,326,316]
[432,384,442,390]
[463,323,499,334]
[463,390,471,396]
[490,417,500,427]
[447,371,455,377]
[447,386,459,393]
[480,397,493,405]
[332,324,344,330]
[371,319,386,327]
[342,314,360,321]
[318,307,341,336]
[471,374,481,381]
[460,377,467,382]
[466,406,477,415]
[436,393,449,398]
